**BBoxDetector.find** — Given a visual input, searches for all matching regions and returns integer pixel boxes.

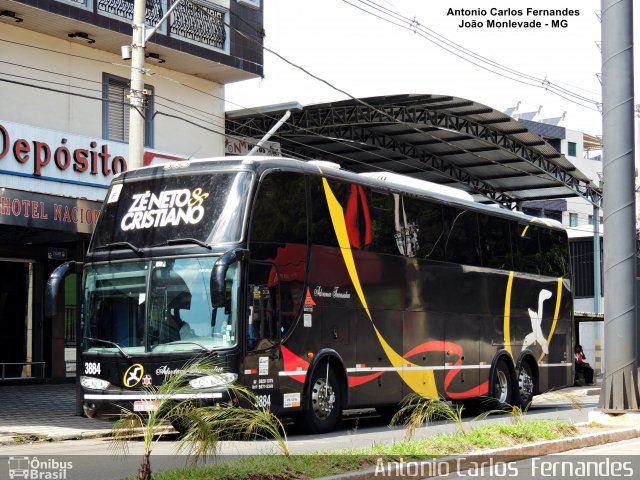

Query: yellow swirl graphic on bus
[322,178,438,399]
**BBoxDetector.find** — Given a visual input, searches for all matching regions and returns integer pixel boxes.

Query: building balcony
[0,0,263,83]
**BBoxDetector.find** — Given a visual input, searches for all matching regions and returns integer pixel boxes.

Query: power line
[0,35,394,171]
[0,71,387,169]
[344,0,600,110]
[222,6,579,202]
[0,71,103,95]
[1,7,595,205]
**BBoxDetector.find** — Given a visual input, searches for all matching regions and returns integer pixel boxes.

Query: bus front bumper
[82,390,233,419]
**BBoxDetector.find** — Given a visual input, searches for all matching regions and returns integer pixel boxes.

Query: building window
[103,74,154,147]
[588,215,604,225]
[238,0,261,8]
[567,141,577,157]
[569,213,578,227]
[570,239,604,298]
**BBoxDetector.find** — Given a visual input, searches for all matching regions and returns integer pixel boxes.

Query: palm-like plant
[110,359,288,480]
[390,394,466,441]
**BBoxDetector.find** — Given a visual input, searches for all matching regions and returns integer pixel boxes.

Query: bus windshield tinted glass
[91,171,251,249]
[83,258,239,353]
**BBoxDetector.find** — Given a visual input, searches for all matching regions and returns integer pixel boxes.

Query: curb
[319,426,640,479]
[0,425,175,446]
[0,430,112,446]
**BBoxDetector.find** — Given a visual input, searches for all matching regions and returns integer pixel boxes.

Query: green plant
[474,397,531,425]
[110,359,288,480]
[153,419,578,480]
[13,434,49,444]
[390,394,466,441]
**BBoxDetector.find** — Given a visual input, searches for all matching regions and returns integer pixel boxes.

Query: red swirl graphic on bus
[281,341,488,400]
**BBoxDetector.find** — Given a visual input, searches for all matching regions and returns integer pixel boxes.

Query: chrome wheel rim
[495,369,509,403]
[311,377,335,419]
[518,368,533,403]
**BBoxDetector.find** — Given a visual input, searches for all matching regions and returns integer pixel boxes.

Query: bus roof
[119,156,567,233]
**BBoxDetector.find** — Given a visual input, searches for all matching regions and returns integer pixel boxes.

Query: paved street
[1,379,640,480]
[0,381,602,445]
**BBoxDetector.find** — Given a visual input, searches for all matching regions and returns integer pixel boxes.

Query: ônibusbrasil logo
[8,456,73,479]
[120,188,209,231]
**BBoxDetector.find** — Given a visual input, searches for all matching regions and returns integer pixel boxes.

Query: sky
[225,0,637,137]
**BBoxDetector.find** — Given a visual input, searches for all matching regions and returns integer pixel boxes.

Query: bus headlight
[189,373,238,389]
[81,376,111,390]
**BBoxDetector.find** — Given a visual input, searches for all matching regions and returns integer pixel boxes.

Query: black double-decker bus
[46,157,572,433]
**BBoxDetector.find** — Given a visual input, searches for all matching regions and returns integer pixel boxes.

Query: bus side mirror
[210,249,247,307]
[45,261,83,318]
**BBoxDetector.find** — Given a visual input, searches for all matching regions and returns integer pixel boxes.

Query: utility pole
[598,0,639,412]
[127,0,146,171]
[126,0,184,170]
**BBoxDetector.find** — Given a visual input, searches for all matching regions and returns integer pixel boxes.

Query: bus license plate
[133,400,159,412]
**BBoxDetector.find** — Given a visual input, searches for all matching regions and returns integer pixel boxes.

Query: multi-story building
[0,0,263,381]
[515,117,604,373]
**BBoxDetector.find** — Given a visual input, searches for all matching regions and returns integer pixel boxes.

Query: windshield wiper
[151,341,210,352]
[86,337,132,358]
[153,238,211,249]
[94,242,142,255]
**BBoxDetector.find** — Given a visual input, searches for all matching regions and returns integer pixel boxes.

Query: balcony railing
[171,1,226,50]
[56,0,228,53]
[98,0,167,35]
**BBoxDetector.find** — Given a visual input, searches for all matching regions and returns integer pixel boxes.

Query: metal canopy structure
[227,94,602,207]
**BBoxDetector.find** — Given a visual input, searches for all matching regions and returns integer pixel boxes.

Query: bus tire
[490,359,513,408]
[300,364,342,434]
[517,361,535,410]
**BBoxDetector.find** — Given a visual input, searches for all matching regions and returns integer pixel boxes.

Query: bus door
[244,261,281,409]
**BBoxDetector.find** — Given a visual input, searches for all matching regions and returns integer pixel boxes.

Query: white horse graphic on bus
[522,289,552,355]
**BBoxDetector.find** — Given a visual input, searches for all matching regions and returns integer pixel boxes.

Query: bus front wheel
[300,365,342,434]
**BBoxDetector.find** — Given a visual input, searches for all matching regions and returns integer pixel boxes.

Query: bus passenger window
[368,190,398,255]
[250,172,307,246]
[539,228,570,277]
[442,206,481,266]
[403,197,444,260]
[479,215,513,270]
[513,223,541,275]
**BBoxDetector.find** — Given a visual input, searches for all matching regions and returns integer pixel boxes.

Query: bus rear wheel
[490,359,513,408]
[300,365,342,434]
[517,361,535,410]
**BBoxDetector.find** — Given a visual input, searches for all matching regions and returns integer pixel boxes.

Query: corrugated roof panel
[227,93,601,206]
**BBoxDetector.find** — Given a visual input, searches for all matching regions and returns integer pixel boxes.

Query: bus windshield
[82,258,239,353]
[90,171,252,250]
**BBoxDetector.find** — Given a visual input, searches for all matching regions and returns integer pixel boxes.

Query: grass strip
[151,419,577,480]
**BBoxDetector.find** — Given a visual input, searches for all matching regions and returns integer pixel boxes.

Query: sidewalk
[0,383,112,445]
[0,380,621,447]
